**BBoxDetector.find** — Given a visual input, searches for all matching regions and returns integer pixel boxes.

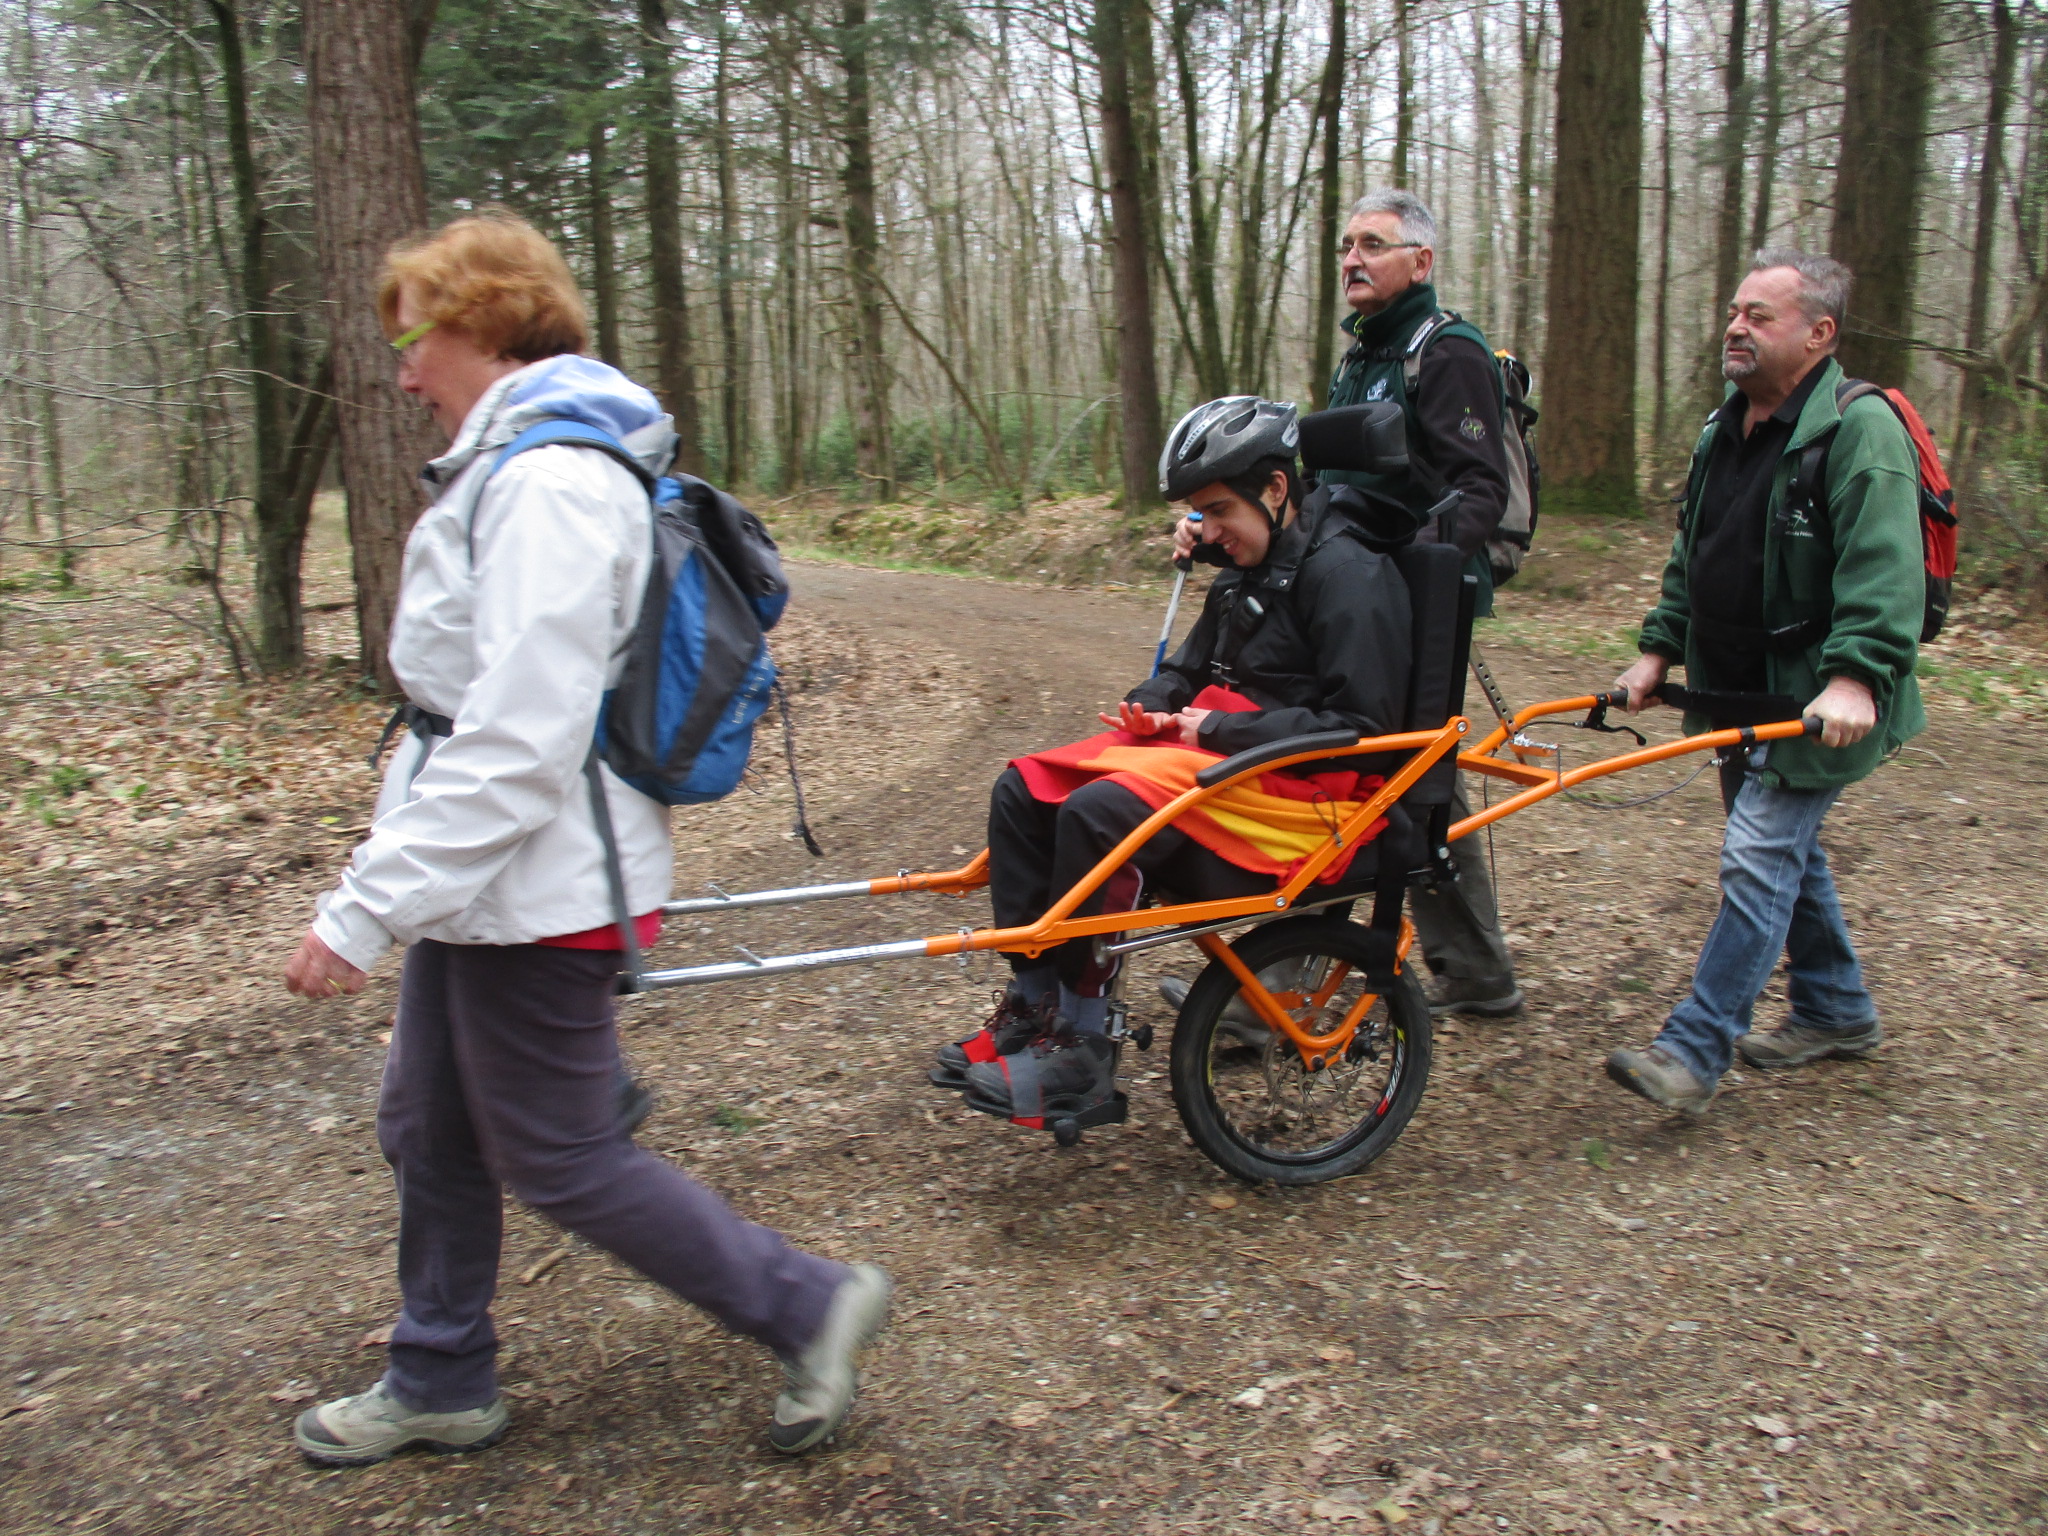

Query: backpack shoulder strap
[1400,309,1460,394]
[473,418,657,562]
[1783,378,1883,533]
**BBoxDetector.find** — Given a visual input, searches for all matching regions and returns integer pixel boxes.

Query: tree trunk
[714,20,746,484]
[1747,0,1781,250]
[838,0,895,500]
[1829,0,1935,386]
[1512,0,1548,357]
[637,0,704,474]
[587,121,622,368]
[1711,0,1749,310]
[306,0,444,689]
[1469,3,1497,333]
[1954,0,2019,481]
[1310,0,1347,408]
[1393,0,1414,185]
[1095,0,1165,513]
[1229,13,1287,389]
[1540,0,1644,517]
[1651,0,1674,488]
[1169,3,1226,397]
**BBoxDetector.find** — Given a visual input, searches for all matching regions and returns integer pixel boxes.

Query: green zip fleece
[1638,356,1926,792]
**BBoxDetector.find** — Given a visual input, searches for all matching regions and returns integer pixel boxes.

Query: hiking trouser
[1652,765,1876,1082]
[1406,776,1516,982]
[986,767,1270,991]
[377,939,847,1413]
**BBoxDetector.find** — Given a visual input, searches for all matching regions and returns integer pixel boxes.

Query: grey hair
[1348,188,1437,248]
[1749,247,1852,340]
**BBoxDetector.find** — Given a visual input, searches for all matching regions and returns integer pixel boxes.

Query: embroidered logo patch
[1458,411,1487,442]
[1365,378,1390,402]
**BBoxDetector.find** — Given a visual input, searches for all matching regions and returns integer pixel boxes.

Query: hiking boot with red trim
[960,1030,1117,1128]
[928,989,1055,1090]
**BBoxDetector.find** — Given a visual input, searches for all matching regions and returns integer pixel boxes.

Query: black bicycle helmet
[1158,396,1300,505]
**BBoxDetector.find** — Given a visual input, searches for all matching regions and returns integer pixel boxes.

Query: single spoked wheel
[1168,918,1431,1186]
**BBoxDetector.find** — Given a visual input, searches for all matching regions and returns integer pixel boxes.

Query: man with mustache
[1606,250,1925,1114]
[1308,188,1523,1022]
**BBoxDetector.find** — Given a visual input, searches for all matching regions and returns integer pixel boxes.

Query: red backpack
[1787,380,1959,643]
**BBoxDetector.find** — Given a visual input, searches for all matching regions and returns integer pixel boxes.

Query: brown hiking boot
[1604,1044,1716,1116]
[1737,1019,1883,1070]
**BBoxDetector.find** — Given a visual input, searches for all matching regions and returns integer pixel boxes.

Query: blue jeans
[1654,759,1877,1083]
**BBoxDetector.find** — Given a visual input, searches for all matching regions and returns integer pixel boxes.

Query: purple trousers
[376,939,847,1412]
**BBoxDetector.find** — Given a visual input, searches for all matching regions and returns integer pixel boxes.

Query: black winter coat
[1123,502,1413,760]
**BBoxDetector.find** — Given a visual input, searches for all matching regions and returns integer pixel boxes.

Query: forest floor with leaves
[2,501,2046,1536]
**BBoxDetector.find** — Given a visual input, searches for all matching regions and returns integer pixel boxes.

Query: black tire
[1168,918,1431,1186]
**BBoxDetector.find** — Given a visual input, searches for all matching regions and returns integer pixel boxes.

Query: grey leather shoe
[1425,974,1525,1017]
[769,1264,893,1454]
[294,1381,507,1467]
[1737,1019,1883,1070]
[1605,1044,1716,1116]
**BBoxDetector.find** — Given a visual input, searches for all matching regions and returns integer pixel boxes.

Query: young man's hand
[1805,675,1876,749]
[1613,653,1671,714]
[1101,700,1176,736]
[1171,516,1198,564]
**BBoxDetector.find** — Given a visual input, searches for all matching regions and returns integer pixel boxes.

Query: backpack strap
[474,418,658,563]
[582,745,646,995]
[1781,378,1887,537]
[1399,308,1463,396]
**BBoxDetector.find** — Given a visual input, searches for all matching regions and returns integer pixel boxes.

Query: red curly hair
[378,211,589,362]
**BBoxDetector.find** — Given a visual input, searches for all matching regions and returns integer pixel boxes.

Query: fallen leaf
[1317,1345,1355,1364]
[1441,1495,1474,1515]
[1368,1498,1409,1526]
[307,1115,339,1134]
[1308,1497,1372,1522]
[357,1326,393,1349]
[2,1394,52,1418]
[1006,1401,1049,1429]
[1749,1414,1794,1438]
[841,1453,894,1476]
[1229,1386,1268,1409]
[179,1385,210,1403]
[1393,1267,1447,1291]
[1589,1205,1648,1233]
[1206,1192,1239,1211]
[1582,1138,1614,1170]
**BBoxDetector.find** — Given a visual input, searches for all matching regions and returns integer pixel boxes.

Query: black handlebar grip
[1174,555,1192,573]
[1803,715,1824,737]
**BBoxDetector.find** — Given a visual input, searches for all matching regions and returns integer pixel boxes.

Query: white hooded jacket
[312,356,677,972]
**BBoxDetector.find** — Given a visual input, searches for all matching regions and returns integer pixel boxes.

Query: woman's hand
[1100,701,1177,736]
[1173,707,1211,747]
[284,929,368,999]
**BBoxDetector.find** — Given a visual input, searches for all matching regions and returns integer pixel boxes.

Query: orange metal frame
[822,694,1812,1065]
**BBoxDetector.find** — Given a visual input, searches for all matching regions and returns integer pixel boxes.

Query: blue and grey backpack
[487,419,818,986]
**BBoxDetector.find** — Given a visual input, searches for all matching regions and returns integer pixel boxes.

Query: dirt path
[3,549,2044,1536]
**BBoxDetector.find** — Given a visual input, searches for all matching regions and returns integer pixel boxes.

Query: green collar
[1341,282,1440,350]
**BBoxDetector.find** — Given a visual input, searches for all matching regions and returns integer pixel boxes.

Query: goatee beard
[1722,350,1758,382]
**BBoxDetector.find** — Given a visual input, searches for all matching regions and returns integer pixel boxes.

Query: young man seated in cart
[927,396,1417,1125]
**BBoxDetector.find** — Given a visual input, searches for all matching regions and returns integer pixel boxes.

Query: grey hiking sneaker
[769,1264,893,1454]
[1424,974,1524,1017]
[930,989,1054,1090]
[1605,1044,1716,1116]
[1737,1019,1883,1070]
[293,1381,508,1467]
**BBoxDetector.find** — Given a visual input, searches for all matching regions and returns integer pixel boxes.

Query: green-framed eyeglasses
[390,319,435,355]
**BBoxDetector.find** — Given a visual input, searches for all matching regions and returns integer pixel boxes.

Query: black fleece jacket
[1123,501,1413,758]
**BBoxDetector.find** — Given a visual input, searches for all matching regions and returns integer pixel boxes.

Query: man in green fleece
[1609,249,1925,1115]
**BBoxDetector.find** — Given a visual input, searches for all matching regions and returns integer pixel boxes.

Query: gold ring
[328,978,344,995]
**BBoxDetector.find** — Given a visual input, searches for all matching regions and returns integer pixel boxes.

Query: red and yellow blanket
[1011,687,1385,884]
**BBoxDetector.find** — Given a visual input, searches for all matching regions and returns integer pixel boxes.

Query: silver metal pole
[635,937,933,990]
[661,878,877,916]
